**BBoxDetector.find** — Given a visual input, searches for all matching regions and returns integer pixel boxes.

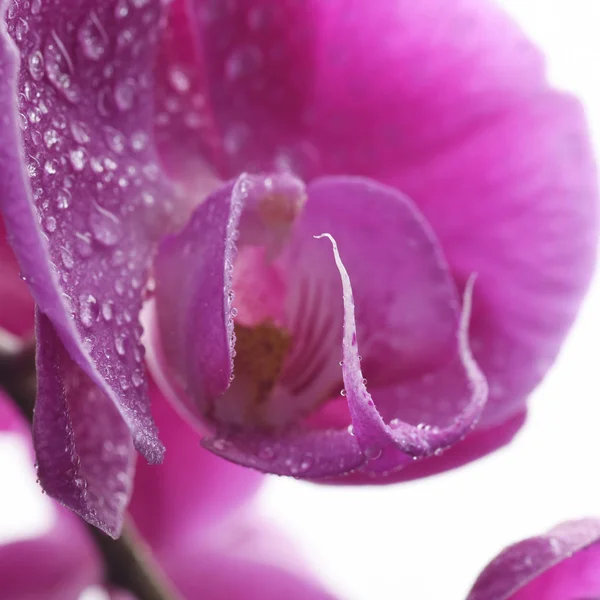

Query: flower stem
[0,342,181,600]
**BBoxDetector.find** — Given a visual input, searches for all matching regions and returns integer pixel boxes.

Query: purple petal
[467,519,600,600]
[154,173,486,478]
[0,390,102,598]
[184,0,546,177]
[163,546,338,600]
[152,172,305,422]
[34,311,135,537]
[0,0,175,481]
[145,503,338,600]
[179,0,598,457]
[313,233,485,471]
[0,518,102,600]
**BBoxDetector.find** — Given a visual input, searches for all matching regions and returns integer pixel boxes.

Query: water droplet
[211,438,229,452]
[72,232,92,258]
[44,129,59,148]
[132,369,144,388]
[103,126,126,153]
[130,131,148,152]
[364,447,382,461]
[44,30,80,103]
[44,216,57,232]
[114,279,125,295]
[79,293,98,327]
[28,50,44,80]
[60,246,74,269]
[27,107,41,124]
[69,148,87,171]
[119,374,130,390]
[15,18,29,42]
[168,67,190,93]
[70,120,91,144]
[347,425,354,435]
[114,0,129,18]
[258,446,275,460]
[89,205,122,246]
[114,78,135,111]
[78,11,109,61]
[340,389,347,397]
[44,159,58,175]
[101,300,114,321]
[114,334,126,356]
[298,457,313,473]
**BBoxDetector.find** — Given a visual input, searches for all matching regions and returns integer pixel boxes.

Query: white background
[257,1,600,599]
[0,2,598,600]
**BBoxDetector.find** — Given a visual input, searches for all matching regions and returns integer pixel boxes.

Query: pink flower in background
[0,387,336,600]
[467,519,600,600]
[0,0,597,536]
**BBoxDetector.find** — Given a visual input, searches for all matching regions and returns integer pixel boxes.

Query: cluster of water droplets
[5,0,173,457]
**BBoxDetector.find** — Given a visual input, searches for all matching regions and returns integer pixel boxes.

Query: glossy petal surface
[468,519,600,600]
[0,0,175,484]
[154,174,487,478]
[34,312,134,537]
[177,0,598,445]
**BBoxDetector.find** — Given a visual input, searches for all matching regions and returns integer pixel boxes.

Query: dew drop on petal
[89,205,122,246]
[27,50,44,80]
[78,293,99,328]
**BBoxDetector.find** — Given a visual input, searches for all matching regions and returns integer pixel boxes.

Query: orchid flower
[0,386,337,599]
[467,519,600,600]
[0,0,597,535]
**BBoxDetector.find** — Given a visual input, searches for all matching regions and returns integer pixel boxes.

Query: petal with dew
[0,0,176,485]
[467,519,600,600]
[33,312,134,537]
[178,0,598,460]
[314,233,486,473]
[154,172,486,478]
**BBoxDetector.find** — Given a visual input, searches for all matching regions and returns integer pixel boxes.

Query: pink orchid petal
[33,312,134,537]
[144,506,338,600]
[163,548,337,600]
[0,519,102,600]
[0,390,102,598]
[186,0,547,179]
[152,172,304,422]
[289,176,460,401]
[389,93,598,429]
[315,234,486,472]
[154,172,486,478]
[129,382,263,550]
[467,519,600,600]
[176,0,598,464]
[0,0,177,508]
